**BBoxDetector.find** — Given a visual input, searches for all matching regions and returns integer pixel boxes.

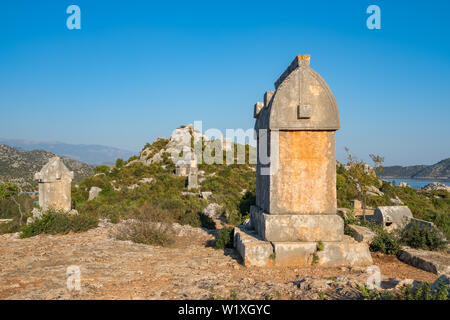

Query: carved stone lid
[255,55,340,132]
[34,157,74,182]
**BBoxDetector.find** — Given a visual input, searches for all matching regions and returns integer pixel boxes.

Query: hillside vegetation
[1,125,448,244]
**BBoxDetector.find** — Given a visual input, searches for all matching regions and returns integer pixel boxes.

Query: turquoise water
[382,178,450,190]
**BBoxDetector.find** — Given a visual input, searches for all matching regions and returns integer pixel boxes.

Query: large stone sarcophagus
[234,55,373,267]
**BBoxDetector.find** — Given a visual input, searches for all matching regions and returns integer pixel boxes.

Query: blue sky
[0,0,449,165]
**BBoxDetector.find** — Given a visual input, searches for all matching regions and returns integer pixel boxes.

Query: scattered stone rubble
[0,220,440,300]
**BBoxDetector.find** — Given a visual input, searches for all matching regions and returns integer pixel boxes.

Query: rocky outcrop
[135,124,237,168]
[422,182,450,192]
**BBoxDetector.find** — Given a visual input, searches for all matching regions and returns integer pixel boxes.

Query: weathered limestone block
[373,206,413,230]
[271,237,373,267]
[251,206,343,242]
[269,131,337,215]
[234,226,274,267]
[175,162,190,177]
[188,169,198,190]
[397,247,450,274]
[34,157,73,212]
[347,224,377,244]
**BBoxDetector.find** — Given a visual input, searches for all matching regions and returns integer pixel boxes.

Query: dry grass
[115,203,175,247]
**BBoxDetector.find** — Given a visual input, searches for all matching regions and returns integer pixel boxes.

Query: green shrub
[215,227,234,249]
[356,280,449,300]
[20,211,98,238]
[403,281,449,300]
[115,158,125,168]
[0,181,19,199]
[227,208,245,226]
[399,221,447,251]
[316,240,324,251]
[238,191,255,216]
[178,210,202,227]
[369,228,401,255]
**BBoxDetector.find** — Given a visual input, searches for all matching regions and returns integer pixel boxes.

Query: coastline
[379,176,450,183]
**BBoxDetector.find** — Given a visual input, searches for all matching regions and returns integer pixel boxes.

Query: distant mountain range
[0,139,134,165]
[0,144,94,191]
[379,158,450,181]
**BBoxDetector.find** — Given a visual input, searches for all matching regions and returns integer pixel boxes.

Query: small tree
[0,181,25,226]
[369,154,385,178]
[345,149,384,221]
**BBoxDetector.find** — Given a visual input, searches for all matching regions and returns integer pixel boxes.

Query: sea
[382,178,450,190]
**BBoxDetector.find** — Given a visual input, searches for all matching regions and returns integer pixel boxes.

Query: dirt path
[0,221,439,300]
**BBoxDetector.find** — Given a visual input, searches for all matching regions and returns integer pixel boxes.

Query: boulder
[367,185,384,197]
[68,209,79,216]
[88,187,102,201]
[200,203,224,228]
[431,274,450,292]
[200,191,212,200]
[139,177,154,184]
[422,182,450,192]
[399,182,410,188]
[390,196,404,205]
[347,224,377,244]
[201,203,223,219]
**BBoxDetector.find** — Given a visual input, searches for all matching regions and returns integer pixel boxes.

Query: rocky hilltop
[129,124,235,166]
[379,158,450,181]
[0,145,94,191]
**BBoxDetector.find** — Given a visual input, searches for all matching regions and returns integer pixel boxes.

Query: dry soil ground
[0,220,439,300]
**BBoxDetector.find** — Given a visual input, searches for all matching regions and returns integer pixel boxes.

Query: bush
[238,191,255,216]
[215,227,234,249]
[357,280,449,300]
[20,211,98,238]
[227,208,245,226]
[399,221,447,251]
[369,228,401,255]
[115,220,174,247]
[178,210,202,228]
[115,203,175,246]
[404,281,449,300]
